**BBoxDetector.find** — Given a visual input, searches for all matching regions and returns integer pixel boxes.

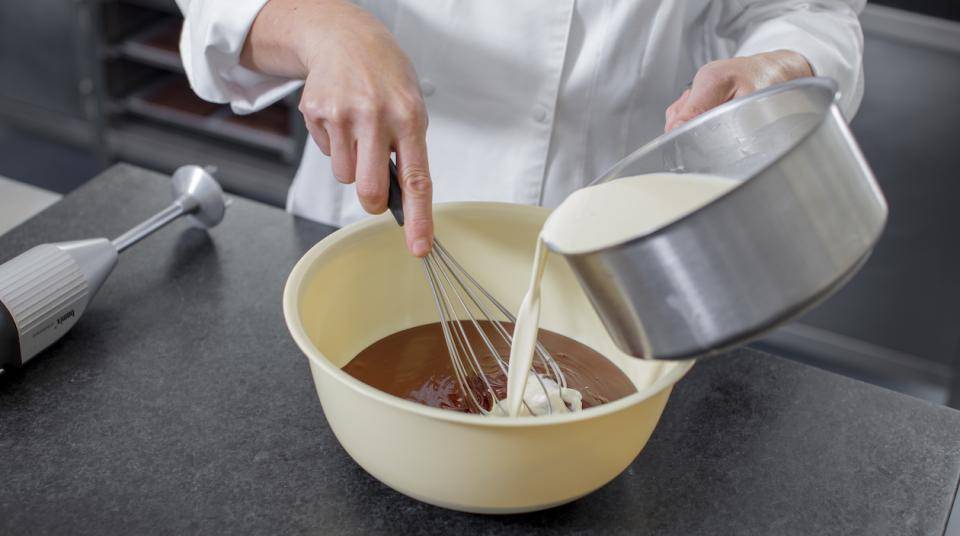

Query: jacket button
[421,79,436,97]
[533,107,548,122]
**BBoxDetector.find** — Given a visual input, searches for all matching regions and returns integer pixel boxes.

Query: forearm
[727,1,865,116]
[241,0,370,79]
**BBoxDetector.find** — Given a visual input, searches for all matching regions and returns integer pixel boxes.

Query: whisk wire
[432,260,497,387]
[422,256,492,413]
[426,250,534,415]
[423,239,568,415]
[430,244,555,415]
[433,241,567,390]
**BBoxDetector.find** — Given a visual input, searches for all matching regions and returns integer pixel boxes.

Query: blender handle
[387,159,404,226]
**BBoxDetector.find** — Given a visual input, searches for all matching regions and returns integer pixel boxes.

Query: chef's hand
[664,50,814,133]
[242,0,433,257]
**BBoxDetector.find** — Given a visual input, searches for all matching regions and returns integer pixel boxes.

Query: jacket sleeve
[714,0,866,118]
[175,0,304,114]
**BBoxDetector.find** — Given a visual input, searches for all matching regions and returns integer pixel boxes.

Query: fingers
[327,123,356,184]
[300,100,357,184]
[664,89,690,133]
[665,62,738,132]
[304,120,331,155]
[355,126,390,214]
[396,134,434,257]
[297,69,431,256]
[682,65,737,120]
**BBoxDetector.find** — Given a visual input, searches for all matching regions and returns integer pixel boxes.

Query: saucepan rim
[545,76,841,256]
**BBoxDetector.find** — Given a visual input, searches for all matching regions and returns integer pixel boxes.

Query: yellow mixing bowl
[282,202,693,514]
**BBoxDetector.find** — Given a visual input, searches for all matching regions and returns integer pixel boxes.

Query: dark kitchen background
[1,1,958,406]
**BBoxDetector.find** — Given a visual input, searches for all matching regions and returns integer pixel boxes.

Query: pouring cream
[504,172,738,417]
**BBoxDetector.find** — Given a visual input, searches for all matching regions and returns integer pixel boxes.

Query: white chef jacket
[177,0,865,228]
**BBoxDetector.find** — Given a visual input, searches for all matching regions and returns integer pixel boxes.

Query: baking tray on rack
[125,76,295,155]
[117,18,184,72]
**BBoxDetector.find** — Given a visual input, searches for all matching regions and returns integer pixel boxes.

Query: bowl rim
[282,201,695,428]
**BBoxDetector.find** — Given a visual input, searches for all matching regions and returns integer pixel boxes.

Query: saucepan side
[283,202,693,513]
[556,77,888,360]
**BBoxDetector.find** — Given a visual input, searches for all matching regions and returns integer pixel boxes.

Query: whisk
[386,161,569,415]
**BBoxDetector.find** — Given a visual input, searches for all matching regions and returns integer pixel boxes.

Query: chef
[175,0,865,257]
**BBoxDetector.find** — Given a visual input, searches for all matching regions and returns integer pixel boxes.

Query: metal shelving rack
[95,0,307,206]
[0,0,305,207]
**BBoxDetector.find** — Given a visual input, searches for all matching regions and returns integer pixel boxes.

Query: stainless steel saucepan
[548,77,887,360]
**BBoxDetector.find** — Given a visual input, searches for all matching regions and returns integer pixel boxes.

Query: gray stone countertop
[1,164,959,535]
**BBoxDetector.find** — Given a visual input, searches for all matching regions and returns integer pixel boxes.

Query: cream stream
[503,172,738,417]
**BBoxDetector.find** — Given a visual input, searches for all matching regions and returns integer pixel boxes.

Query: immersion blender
[0,165,227,374]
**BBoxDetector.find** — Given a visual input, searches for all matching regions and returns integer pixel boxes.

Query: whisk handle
[387,159,404,226]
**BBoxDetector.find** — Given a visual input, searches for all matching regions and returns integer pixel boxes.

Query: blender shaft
[0,165,226,371]
[111,201,189,254]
